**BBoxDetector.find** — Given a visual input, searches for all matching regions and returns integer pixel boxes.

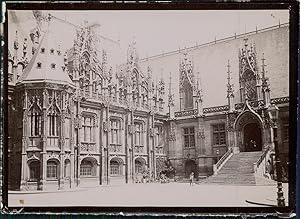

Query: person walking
[189,172,194,186]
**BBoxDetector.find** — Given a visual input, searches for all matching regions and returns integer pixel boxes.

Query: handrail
[254,149,268,173]
[216,148,233,169]
[213,148,233,175]
[256,149,268,168]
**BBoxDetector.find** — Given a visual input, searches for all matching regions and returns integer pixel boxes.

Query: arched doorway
[185,160,197,178]
[234,110,264,153]
[243,123,262,152]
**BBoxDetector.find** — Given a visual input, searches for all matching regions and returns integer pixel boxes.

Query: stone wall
[139,24,289,109]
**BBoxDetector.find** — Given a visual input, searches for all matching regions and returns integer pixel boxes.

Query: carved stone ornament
[226,113,236,132]
[197,129,205,139]
[168,131,176,141]
[239,39,259,101]
[149,128,154,137]
[74,115,82,129]
[103,121,109,132]
[128,124,135,135]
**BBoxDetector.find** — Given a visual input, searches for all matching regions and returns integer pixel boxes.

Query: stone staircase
[200,151,276,185]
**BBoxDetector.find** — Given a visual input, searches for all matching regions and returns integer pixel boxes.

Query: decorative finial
[243,38,248,47]
[14,31,19,50]
[23,38,28,58]
[168,72,174,107]
[227,60,234,99]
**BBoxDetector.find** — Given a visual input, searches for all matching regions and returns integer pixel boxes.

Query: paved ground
[8,182,289,207]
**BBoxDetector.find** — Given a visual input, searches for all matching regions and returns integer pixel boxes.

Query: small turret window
[50,49,54,55]
[37,62,42,68]
[41,48,45,53]
[51,63,56,69]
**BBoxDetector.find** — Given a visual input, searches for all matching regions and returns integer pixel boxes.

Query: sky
[52,10,289,59]
[9,9,289,65]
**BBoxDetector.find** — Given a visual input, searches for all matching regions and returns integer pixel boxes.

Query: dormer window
[50,49,54,55]
[37,62,42,68]
[51,63,56,69]
[41,48,45,53]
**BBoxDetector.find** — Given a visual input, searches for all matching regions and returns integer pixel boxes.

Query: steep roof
[17,18,74,87]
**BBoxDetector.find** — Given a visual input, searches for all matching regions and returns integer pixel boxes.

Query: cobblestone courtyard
[8,182,289,207]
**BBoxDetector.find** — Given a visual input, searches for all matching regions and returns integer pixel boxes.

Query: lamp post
[268,104,285,207]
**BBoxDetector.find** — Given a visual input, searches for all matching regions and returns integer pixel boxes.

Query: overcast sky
[9,10,289,62]
[52,10,289,58]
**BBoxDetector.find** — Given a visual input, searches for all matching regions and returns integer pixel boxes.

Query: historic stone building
[8,11,289,190]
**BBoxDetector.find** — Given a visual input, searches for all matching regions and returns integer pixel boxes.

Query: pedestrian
[189,172,194,186]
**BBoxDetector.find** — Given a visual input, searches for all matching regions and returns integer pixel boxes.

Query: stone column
[151,113,156,180]
[40,89,48,190]
[146,115,151,170]
[124,111,129,183]
[226,112,236,153]
[106,106,110,185]
[76,97,81,187]
[70,106,75,188]
[197,116,205,155]
[59,109,66,190]
[20,91,28,190]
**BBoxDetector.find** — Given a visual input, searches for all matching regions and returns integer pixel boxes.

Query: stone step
[202,151,267,185]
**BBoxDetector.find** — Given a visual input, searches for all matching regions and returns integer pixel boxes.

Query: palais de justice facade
[8,12,289,190]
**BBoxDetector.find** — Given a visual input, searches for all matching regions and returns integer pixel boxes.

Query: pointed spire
[226,60,234,96]
[14,30,19,51]
[243,38,249,49]
[261,53,270,92]
[227,60,235,112]
[168,72,174,107]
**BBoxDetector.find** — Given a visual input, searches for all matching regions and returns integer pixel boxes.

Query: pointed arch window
[110,119,121,145]
[110,159,123,176]
[48,106,59,137]
[82,116,95,143]
[155,126,163,154]
[47,160,59,179]
[243,70,257,101]
[183,79,193,110]
[29,106,42,137]
[134,123,143,146]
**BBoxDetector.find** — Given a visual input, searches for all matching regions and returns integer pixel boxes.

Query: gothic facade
[8,12,289,191]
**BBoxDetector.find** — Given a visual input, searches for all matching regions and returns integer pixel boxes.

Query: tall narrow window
[29,107,42,137]
[184,79,193,109]
[83,117,94,142]
[134,123,143,146]
[212,124,226,145]
[155,126,163,153]
[183,127,195,148]
[48,114,59,136]
[110,120,121,145]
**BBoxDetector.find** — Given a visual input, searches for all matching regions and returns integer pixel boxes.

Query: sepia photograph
[4,5,295,212]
